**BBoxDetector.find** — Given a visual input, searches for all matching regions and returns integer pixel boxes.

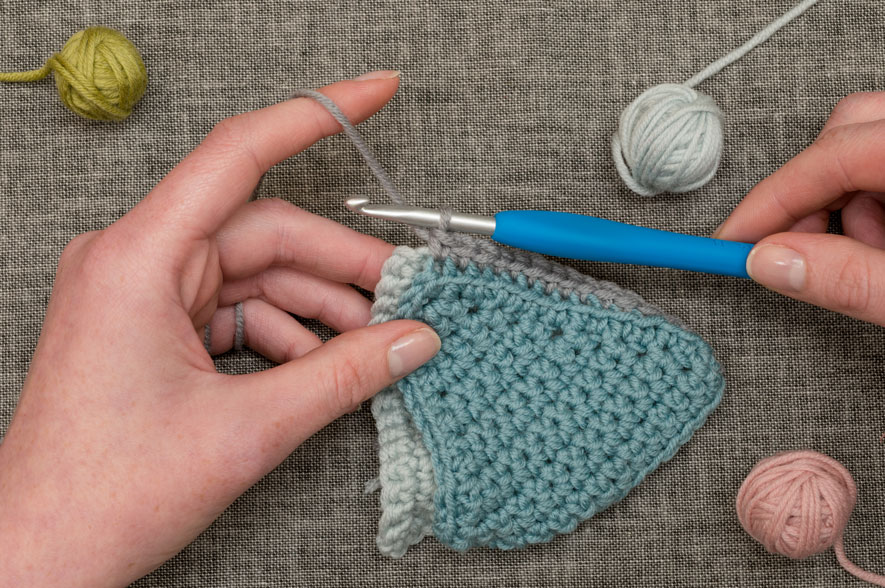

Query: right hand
[714,92,885,325]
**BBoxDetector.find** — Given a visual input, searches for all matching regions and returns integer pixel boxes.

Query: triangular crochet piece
[284,88,725,558]
[370,235,725,557]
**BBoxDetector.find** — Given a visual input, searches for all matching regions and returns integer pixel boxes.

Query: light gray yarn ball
[612,83,723,196]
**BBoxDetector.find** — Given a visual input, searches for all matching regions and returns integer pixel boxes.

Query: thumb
[746,232,885,325]
[226,320,440,450]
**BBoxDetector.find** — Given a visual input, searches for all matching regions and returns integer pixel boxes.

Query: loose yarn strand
[613,0,821,196]
[834,537,885,587]
[684,0,820,88]
[290,88,460,251]
[289,88,407,207]
[0,63,52,83]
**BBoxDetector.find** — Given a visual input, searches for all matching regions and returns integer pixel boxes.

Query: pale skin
[715,91,885,325]
[0,71,441,587]
[0,77,882,587]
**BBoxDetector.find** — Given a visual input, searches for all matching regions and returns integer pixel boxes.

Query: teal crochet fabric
[285,86,725,559]
[370,238,725,557]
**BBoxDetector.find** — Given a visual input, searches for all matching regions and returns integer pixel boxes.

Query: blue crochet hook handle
[493,210,753,278]
[345,199,753,278]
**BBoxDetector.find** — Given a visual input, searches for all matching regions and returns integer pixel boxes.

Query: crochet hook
[346,197,753,278]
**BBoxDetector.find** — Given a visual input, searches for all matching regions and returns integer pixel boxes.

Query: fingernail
[353,70,401,81]
[746,245,806,292]
[388,328,440,378]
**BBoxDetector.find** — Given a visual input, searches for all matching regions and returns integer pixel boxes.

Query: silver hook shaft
[346,197,496,236]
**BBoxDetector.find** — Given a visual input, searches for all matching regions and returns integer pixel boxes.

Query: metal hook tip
[345,197,371,211]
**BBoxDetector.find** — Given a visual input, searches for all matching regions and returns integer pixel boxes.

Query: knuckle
[268,209,304,265]
[354,246,387,289]
[59,231,99,266]
[767,189,803,227]
[283,339,304,363]
[75,232,136,289]
[82,231,118,263]
[831,92,867,118]
[204,113,263,176]
[201,114,265,182]
[206,115,245,148]
[315,293,341,326]
[811,127,856,193]
[815,121,851,146]
[326,356,370,416]
[824,256,872,313]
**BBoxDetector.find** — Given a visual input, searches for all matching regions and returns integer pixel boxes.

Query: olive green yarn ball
[49,27,147,121]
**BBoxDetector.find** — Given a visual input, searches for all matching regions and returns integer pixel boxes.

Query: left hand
[0,71,440,588]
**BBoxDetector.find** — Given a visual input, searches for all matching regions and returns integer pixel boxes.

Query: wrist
[0,434,134,588]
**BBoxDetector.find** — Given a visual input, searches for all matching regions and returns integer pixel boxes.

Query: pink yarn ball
[736,450,857,559]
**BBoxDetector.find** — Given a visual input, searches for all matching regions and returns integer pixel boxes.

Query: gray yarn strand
[289,89,406,206]
[234,302,245,351]
[290,88,444,248]
[291,88,677,324]
[203,324,212,354]
[685,0,820,88]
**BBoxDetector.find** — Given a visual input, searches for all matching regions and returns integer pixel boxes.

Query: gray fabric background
[2,1,884,586]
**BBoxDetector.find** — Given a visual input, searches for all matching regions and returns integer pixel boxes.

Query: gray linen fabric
[2,1,884,586]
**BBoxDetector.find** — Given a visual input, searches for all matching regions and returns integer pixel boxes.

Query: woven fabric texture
[1,1,884,586]
[370,244,724,555]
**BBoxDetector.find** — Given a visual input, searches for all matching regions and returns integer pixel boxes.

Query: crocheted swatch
[370,237,725,557]
[283,88,725,558]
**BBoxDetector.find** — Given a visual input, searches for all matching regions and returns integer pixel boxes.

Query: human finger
[214,198,395,291]
[842,192,885,250]
[819,92,885,136]
[714,120,885,243]
[218,266,372,334]
[203,320,439,474]
[745,232,885,325]
[204,299,322,361]
[119,73,400,243]
[788,210,830,234]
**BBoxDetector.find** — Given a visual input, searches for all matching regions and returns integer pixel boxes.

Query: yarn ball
[49,27,147,121]
[736,450,857,560]
[612,83,723,196]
